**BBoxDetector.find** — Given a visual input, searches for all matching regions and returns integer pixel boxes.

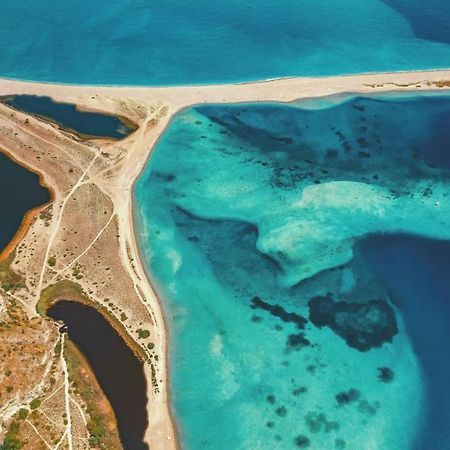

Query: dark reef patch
[294,435,311,448]
[377,367,394,383]
[292,386,308,396]
[251,296,307,329]
[275,406,287,417]
[335,388,361,406]
[358,399,379,417]
[308,295,398,351]
[286,333,310,351]
[305,412,340,433]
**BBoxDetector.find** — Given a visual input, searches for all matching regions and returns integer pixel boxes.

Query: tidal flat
[135,93,450,449]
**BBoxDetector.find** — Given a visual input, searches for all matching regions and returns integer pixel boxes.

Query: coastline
[1,69,450,106]
[1,69,450,449]
[0,145,54,263]
[2,66,450,89]
[129,193,181,450]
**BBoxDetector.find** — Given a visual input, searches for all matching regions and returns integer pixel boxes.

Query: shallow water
[3,95,133,139]
[47,301,149,450]
[0,152,49,252]
[135,93,450,449]
[2,1,450,85]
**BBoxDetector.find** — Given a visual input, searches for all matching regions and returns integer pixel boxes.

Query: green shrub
[18,409,28,420]
[48,257,56,267]
[30,398,41,410]
[137,329,150,339]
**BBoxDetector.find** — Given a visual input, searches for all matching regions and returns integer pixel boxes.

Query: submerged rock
[308,295,398,351]
[251,296,308,329]
[305,412,340,433]
[378,367,395,383]
[286,333,310,351]
[294,435,311,448]
[335,388,361,405]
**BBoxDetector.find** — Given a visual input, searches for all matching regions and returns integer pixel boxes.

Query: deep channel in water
[360,234,450,450]
[47,301,149,450]
[2,95,134,139]
[0,151,49,252]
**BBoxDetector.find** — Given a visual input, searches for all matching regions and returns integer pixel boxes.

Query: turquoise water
[135,94,450,449]
[2,1,450,85]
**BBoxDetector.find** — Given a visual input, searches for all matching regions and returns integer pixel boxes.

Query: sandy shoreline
[1,69,450,107]
[1,69,450,449]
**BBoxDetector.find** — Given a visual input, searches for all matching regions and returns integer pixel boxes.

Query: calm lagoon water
[48,301,149,450]
[135,94,450,449]
[0,152,49,252]
[1,1,450,85]
[2,95,133,139]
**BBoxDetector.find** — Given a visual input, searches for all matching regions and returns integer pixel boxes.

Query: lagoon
[47,301,149,450]
[2,95,134,139]
[0,152,49,253]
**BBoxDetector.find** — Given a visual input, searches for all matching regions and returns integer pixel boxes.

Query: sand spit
[0,70,450,449]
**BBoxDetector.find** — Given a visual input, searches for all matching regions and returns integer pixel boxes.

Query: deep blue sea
[135,93,450,449]
[1,0,450,85]
[361,235,450,450]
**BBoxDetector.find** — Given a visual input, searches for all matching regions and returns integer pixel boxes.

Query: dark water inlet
[2,95,134,139]
[0,151,49,252]
[360,234,450,450]
[47,301,149,450]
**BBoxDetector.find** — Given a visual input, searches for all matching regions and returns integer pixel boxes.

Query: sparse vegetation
[47,256,56,267]
[29,398,41,410]
[64,341,121,449]
[0,421,22,450]
[37,280,147,361]
[434,80,450,88]
[0,95,168,446]
[0,253,25,293]
[37,280,87,317]
[137,329,150,339]
[17,409,28,420]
